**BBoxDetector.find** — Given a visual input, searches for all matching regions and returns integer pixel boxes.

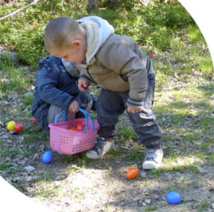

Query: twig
[0,0,39,21]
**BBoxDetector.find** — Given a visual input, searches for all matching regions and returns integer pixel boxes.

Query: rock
[5,157,11,162]
[11,176,22,182]
[16,160,26,166]
[7,139,13,144]
[140,171,147,178]
[17,136,24,143]
[24,165,35,173]
[33,153,39,160]
[195,165,207,173]
[25,176,32,182]
[145,199,151,204]
[55,175,67,181]
[0,52,20,65]
[0,121,4,126]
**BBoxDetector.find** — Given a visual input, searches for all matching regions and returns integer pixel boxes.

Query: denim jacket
[32,56,80,131]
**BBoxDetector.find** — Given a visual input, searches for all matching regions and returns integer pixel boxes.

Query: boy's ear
[72,40,82,48]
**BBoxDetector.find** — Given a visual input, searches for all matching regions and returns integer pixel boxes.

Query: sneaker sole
[86,151,102,159]
[142,161,161,169]
[86,142,114,159]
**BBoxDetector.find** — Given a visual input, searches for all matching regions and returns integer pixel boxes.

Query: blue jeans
[96,73,162,148]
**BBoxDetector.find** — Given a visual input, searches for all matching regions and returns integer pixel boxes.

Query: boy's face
[51,42,86,64]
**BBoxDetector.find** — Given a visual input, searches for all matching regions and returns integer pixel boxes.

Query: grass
[145,206,157,211]
[0,1,214,211]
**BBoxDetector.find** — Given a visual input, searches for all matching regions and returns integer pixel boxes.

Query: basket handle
[79,108,95,133]
[55,110,67,123]
[55,109,95,133]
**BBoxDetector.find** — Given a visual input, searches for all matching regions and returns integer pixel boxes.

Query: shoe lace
[96,139,105,149]
[146,149,157,159]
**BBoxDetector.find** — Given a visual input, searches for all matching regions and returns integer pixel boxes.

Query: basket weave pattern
[49,118,99,155]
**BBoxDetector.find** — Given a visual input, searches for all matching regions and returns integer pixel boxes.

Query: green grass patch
[199,201,210,210]
[0,66,33,94]
[117,128,138,141]
[188,25,206,44]
[145,206,157,212]
[125,150,145,162]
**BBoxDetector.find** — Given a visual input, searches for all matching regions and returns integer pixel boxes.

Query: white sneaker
[142,146,163,169]
[86,137,114,159]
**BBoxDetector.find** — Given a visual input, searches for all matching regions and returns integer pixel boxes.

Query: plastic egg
[7,121,16,131]
[126,167,140,180]
[166,192,182,204]
[42,151,53,164]
[15,123,24,133]
[32,117,38,124]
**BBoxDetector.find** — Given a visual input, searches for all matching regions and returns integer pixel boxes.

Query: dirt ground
[0,46,214,211]
[1,114,214,212]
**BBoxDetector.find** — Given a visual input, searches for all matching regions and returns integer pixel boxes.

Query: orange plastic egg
[126,167,139,180]
[68,127,78,131]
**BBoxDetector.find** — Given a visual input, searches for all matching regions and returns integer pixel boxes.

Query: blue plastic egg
[42,151,53,164]
[166,192,182,204]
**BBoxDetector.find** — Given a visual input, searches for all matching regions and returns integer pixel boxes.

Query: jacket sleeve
[79,67,96,84]
[97,36,148,108]
[37,64,74,111]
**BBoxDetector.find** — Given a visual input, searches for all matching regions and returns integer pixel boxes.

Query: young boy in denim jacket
[43,16,163,169]
[32,56,95,132]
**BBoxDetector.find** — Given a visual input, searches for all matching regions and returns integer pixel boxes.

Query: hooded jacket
[32,56,80,131]
[77,16,154,108]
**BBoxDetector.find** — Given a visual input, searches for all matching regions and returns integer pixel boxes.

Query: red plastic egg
[75,122,85,131]
[15,123,24,133]
[32,117,38,123]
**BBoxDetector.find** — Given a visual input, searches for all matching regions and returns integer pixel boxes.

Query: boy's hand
[127,106,142,113]
[68,101,79,113]
[78,79,90,92]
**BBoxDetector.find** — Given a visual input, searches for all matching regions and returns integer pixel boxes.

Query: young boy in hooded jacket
[32,56,96,132]
[44,16,163,169]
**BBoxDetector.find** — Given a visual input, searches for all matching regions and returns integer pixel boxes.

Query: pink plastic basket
[49,109,100,155]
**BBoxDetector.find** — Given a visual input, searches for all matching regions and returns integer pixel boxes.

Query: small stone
[24,165,35,173]
[11,176,22,182]
[5,157,11,162]
[33,153,39,160]
[153,194,159,199]
[140,171,147,178]
[144,192,150,197]
[55,175,67,181]
[25,176,32,182]
[195,165,207,173]
[17,136,24,143]
[145,199,151,204]
[7,139,13,143]
[17,160,26,165]
[65,202,70,207]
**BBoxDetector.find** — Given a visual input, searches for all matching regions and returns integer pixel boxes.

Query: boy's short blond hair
[44,17,82,52]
